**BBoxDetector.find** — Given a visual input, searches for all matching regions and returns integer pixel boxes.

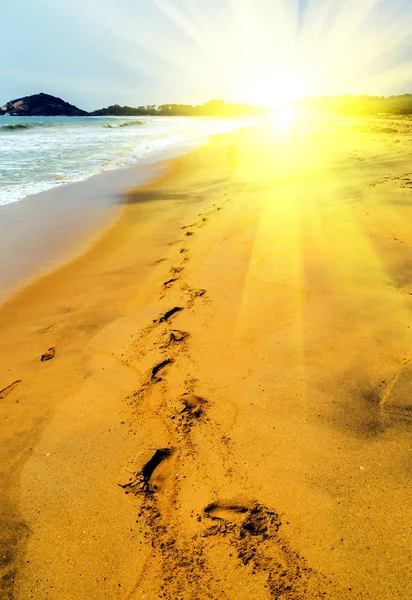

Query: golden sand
[0,120,411,599]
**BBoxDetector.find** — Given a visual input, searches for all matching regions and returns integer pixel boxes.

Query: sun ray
[39,0,412,105]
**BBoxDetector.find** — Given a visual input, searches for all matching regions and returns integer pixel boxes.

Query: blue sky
[1,0,412,110]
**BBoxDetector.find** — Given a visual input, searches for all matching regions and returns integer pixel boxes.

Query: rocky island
[0,93,88,117]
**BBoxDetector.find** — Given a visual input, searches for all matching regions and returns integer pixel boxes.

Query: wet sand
[0,120,411,599]
[0,158,167,303]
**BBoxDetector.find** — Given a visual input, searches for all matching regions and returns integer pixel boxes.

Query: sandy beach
[0,119,411,599]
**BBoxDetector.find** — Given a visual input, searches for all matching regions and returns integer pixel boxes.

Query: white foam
[0,115,252,206]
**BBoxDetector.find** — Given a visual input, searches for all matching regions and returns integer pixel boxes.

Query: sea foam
[0,115,249,206]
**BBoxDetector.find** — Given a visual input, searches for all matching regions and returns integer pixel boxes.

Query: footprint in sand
[163,278,178,288]
[203,501,283,542]
[174,394,207,430]
[41,347,55,362]
[184,288,207,307]
[0,380,22,400]
[165,330,189,344]
[160,278,180,299]
[157,306,184,323]
[188,288,206,298]
[181,218,208,230]
[201,500,325,596]
[151,358,174,381]
[159,329,189,349]
[119,447,174,494]
[204,502,249,525]
[199,206,222,218]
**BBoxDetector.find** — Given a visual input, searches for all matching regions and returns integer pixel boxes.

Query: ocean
[0,115,249,206]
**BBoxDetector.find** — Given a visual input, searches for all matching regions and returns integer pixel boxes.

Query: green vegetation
[296,94,412,115]
[90,95,412,118]
[90,99,269,117]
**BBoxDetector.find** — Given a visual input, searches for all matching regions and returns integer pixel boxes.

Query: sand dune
[0,119,411,599]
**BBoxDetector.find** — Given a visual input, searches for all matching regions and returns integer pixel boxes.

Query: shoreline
[0,121,411,599]
[0,132,217,305]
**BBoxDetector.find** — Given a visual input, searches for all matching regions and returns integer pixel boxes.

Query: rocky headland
[0,93,88,117]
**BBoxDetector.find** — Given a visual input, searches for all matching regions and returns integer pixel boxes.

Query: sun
[236,70,303,133]
[239,69,305,108]
[271,103,296,132]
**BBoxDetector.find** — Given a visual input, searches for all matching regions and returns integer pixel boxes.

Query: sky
[1,0,412,111]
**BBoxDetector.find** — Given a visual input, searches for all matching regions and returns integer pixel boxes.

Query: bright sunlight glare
[41,0,412,109]
[271,104,296,133]
[237,68,307,108]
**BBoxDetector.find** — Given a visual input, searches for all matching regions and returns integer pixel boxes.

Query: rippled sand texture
[0,118,411,600]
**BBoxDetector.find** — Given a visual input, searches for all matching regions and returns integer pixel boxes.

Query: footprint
[0,380,22,400]
[41,347,55,362]
[189,288,206,298]
[185,288,207,305]
[167,330,189,344]
[151,358,173,381]
[204,502,249,525]
[170,267,184,274]
[170,393,208,435]
[182,218,207,230]
[119,447,174,494]
[181,222,197,230]
[203,501,281,537]
[163,278,178,288]
[160,330,189,348]
[241,503,280,537]
[177,393,206,420]
[158,307,184,323]
[199,207,222,218]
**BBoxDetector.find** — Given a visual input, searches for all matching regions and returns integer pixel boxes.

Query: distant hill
[0,93,89,117]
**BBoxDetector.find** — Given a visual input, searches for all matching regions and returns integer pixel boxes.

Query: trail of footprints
[367,171,412,190]
[119,182,330,598]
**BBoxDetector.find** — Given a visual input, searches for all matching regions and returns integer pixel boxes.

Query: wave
[120,120,143,127]
[103,120,143,128]
[1,119,144,132]
[0,123,33,131]
[0,122,56,132]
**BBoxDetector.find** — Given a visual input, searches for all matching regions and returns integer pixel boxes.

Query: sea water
[0,115,249,206]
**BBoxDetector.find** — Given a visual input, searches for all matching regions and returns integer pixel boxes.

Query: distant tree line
[89,95,412,117]
[295,94,412,115]
[90,99,269,117]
